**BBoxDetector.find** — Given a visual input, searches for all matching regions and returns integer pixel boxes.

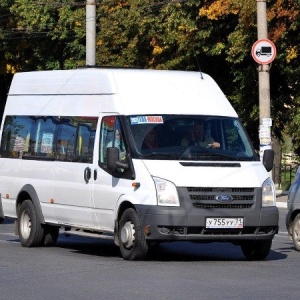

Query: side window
[99,116,127,165]
[99,116,115,164]
[0,115,97,162]
[31,117,56,157]
[0,116,33,158]
[76,121,96,162]
[56,118,77,161]
[56,117,97,163]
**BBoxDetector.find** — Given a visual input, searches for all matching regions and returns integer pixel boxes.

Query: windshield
[126,115,258,161]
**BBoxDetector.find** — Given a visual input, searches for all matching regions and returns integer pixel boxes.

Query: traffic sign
[251,39,276,64]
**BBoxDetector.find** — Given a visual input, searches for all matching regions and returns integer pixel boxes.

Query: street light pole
[86,0,96,66]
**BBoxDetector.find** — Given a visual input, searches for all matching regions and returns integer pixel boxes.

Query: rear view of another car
[286,167,300,250]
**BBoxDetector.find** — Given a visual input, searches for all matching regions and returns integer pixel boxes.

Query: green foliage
[2,0,85,71]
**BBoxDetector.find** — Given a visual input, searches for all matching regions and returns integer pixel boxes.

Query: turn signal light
[132,182,140,189]
[144,225,151,236]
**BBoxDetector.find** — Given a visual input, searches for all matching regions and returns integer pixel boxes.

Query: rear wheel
[292,214,300,251]
[119,208,148,260]
[18,200,44,247]
[241,239,272,260]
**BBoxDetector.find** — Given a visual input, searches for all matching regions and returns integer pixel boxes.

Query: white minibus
[0,68,278,260]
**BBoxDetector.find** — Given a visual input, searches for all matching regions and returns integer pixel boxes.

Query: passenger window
[31,117,56,157]
[56,117,97,163]
[56,120,77,161]
[0,115,97,163]
[99,116,127,169]
[0,116,32,158]
[76,123,96,162]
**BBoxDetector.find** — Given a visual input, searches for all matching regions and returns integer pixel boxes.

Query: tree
[1,0,300,163]
[199,0,300,147]
[1,0,86,72]
[0,0,87,120]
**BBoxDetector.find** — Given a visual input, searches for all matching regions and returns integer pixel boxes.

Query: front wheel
[18,200,44,247]
[118,208,148,260]
[292,214,300,251]
[241,239,272,260]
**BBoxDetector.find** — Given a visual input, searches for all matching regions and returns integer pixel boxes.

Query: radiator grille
[186,187,256,209]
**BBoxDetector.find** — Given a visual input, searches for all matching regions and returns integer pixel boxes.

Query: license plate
[206,217,244,229]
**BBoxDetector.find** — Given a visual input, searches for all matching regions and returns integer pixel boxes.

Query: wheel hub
[120,221,135,248]
[20,210,31,239]
[294,220,300,243]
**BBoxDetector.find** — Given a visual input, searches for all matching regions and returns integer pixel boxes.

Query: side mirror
[262,149,274,172]
[107,147,129,171]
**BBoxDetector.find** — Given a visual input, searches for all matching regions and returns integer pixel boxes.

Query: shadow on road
[56,235,287,262]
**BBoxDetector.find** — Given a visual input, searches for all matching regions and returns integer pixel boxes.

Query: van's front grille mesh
[185,187,256,209]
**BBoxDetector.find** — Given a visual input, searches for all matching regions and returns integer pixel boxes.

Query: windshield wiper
[141,152,180,160]
[192,152,251,161]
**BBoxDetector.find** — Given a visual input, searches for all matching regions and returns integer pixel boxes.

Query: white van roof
[7,68,238,117]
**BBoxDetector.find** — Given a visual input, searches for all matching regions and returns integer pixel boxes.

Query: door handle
[84,167,91,183]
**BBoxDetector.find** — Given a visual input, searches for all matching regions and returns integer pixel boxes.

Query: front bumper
[135,188,279,242]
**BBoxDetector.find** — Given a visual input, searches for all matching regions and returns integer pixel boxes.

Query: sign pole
[256,0,272,159]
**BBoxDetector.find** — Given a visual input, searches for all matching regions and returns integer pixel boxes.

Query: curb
[276,190,288,209]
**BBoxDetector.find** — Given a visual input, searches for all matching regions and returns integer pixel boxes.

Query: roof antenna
[195,56,204,80]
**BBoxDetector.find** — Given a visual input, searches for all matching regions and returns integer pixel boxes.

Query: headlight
[153,176,180,207]
[262,177,276,207]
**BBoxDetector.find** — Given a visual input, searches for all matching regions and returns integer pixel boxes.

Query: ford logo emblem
[215,194,233,203]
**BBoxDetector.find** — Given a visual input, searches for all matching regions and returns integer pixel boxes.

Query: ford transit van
[0,68,278,260]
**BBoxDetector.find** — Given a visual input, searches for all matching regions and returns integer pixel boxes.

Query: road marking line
[0,233,16,236]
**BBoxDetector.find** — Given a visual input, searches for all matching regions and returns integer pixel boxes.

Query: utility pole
[257,0,270,127]
[86,0,96,66]
[253,0,276,162]
[254,0,277,181]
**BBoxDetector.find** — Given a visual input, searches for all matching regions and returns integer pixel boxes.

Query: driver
[180,120,220,148]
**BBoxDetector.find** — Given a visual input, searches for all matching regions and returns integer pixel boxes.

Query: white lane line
[0,232,16,236]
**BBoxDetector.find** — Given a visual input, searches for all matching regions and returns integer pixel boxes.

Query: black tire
[42,225,59,246]
[118,208,148,261]
[17,200,44,247]
[0,217,4,224]
[292,214,300,251]
[241,239,272,260]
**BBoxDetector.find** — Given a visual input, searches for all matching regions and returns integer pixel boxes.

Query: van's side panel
[53,161,95,228]
[3,96,64,116]
[0,159,56,221]
[4,95,108,117]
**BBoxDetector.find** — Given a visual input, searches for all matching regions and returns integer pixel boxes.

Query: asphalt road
[0,206,298,300]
